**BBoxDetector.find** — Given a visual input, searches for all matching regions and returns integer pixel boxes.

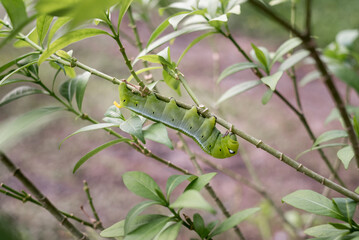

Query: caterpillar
[115,82,239,158]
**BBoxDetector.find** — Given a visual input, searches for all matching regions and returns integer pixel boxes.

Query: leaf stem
[83,180,103,229]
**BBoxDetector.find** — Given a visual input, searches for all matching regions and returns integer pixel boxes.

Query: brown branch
[0,152,89,240]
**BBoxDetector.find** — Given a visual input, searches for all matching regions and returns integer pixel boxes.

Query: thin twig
[305,0,312,37]
[83,180,103,229]
[0,152,89,240]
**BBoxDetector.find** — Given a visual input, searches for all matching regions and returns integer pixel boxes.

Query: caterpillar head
[211,133,239,158]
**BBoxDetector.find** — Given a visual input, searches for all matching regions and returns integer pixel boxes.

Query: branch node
[60,216,68,225]
[321,177,326,185]
[12,168,20,176]
[255,140,263,148]
[279,153,284,161]
[296,164,303,171]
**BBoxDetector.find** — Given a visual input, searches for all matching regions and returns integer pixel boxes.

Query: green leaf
[295,143,347,160]
[13,27,38,48]
[120,115,146,143]
[300,70,321,86]
[217,62,258,84]
[270,37,302,68]
[0,79,34,86]
[169,13,191,30]
[0,107,64,150]
[193,214,207,238]
[166,175,192,200]
[135,24,213,65]
[125,215,171,240]
[0,52,38,74]
[122,171,164,203]
[170,190,216,214]
[59,79,76,103]
[143,123,173,149]
[1,0,28,29]
[0,86,47,107]
[126,67,162,83]
[185,172,217,192]
[118,0,134,27]
[336,29,359,47]
[251,43,268,73]
[155,221,182,240]
[313,130,348,147]
[278,50,310,71]
[125,201,160,235]
[100,220,125,238]
[73,139,128,173]
[282,190,345,220]
[261,71,283,91]
[0,60,38,85]
[47,17,71,45]
[75,71,91,111]
[177,32,214,66]
[332,65,359,95]
[304,224,349,238]
[216,80,261,105]
[261,89,273,105]
[59,123,120,148]
[337,146,354,169]
[332,198,357,223]
[39,28,109,64]
[163,69,181,96]
[209,208,260,237]
[37,15,53,45]
[138,55,163,64]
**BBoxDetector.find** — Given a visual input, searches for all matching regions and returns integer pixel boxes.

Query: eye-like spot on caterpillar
[172,119,174,121]
[135,103,138,106]
[229,149,235,154]
[219,149,222,151]
[209,145,212,148]
[123,100,126,102]
[201,135,204,138]
[190,126,192,129]
[152,111,155,114]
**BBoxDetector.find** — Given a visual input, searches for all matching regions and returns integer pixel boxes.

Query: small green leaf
[166,175,192,200]
[105,105,123,118]
[163,69,181,96]
[193,214,207,238]
[304,224,349,238]
[143,123,173,149]
[0,107,64,150]
[100,220,125,238]
[47,17,71,45]
[39,28,109,64]
[261,89,273,105]
[125,215,171,240]
[337,146,354,169]
[73,139,128,173]
[1,0,28,29]
[209,208,260,237]
[0,86,47,107]
[185,172,217,192]
[282,190,345,220]
[177,32,214,66]
[216,80,261,105]
[278,50,310,71]
[75,71,91,111]
[13,27,38,48]
[261,71,283,91]
[300,70,321,86]
[135,24,213,65]
[59,79,76,103]
[122,171,164,203]
[0,79,34,86]
[336,29,359,47]
[270,37,302,68]
[313,130,348,147]
[332,198,357,223]
[125,201,160,235]
[251,43,268,73]
[155,221,182,240]
[118,0,134,27]
[120,115,146,143]
[59,123,120,148]
[37,15,53,45]
[0,60,38,85]
[217,62,258,84]
[138,55,162,64]
[55,50,72,60]
[0,52,38,74]
[170,190,216,214]
[295,143,347,160]
[169,13,191,30]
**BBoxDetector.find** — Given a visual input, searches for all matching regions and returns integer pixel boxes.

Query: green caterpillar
[115,82,239,158]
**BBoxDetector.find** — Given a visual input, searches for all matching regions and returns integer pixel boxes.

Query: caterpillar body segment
[118,82,239,158]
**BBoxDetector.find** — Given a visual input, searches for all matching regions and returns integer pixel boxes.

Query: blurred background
[1,0,359,239]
